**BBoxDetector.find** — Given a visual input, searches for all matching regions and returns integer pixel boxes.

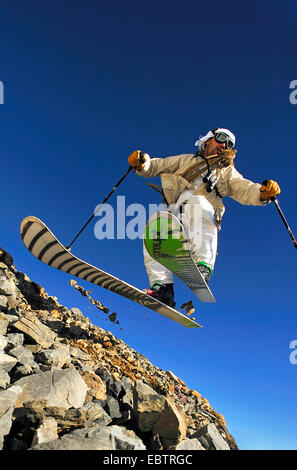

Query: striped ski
[20,216,202,329]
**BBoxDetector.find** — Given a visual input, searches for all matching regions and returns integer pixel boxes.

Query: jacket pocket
[161,174,192,205]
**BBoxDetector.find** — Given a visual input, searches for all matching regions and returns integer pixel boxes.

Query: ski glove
[128,150,147,170]
[260,179,281,200]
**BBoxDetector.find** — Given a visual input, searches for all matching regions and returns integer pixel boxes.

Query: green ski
[144,211,215,303]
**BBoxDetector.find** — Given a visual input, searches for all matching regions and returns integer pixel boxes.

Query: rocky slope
[0,251,238,450]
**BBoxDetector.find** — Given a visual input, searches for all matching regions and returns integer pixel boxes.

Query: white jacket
[136,153,267,218]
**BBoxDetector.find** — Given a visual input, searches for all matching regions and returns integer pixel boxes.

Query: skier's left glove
[128,150,147,170]
[260,180,281,200]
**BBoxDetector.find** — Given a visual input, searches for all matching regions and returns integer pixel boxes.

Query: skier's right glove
[128,150,147,170]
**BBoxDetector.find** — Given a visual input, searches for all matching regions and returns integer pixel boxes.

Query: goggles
[214,131,235,149]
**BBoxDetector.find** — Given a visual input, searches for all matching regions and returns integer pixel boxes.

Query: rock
[31,417,58,446]
[104,395,122,419]
[153,397,187,443]
[5,314,19,324]
[0,353,18,372]
[12,312,56,348]
[0,385,22,449]
[0,251,13,268]
[8,345,35,365]
[30,425,146,450]
[44,318,63,333]
[70,346,91,361]
[0,313,8,335]
[192,423,230,450]
[70,308,84,320]
[0,296,8,311]
[26,345,43,355]
[175,438,205,450]
[66,323,87,339]
[78,402,112,426]
[166,370,184,384]
[13,363,37,380]
[0,335,8,351]
[6,333,24,349]
[95,366,114,385]
[13,368,88,409]
[80,371,106,401]
[35,344,71,368]
[0,272,16,297]
[120,377,133,411]
[24,400,112,429]
[109,425,146,450]
[108,379,123,399]
[132,379,166,432]
[0,368,10,388]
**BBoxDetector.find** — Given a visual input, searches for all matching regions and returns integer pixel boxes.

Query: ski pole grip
[261,180,276,202]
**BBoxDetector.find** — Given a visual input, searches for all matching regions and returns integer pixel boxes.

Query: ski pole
[271,197,297,249]
[262,181,297,250]
[66,164,136,250]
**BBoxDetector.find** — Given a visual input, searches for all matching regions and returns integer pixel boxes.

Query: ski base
[144,211,215,303]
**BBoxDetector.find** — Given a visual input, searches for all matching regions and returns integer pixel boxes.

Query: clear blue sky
[1,0,296,450]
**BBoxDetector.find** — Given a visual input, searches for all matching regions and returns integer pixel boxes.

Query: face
[203,137,227,156]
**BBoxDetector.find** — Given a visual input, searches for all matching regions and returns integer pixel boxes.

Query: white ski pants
[143,195,218,286]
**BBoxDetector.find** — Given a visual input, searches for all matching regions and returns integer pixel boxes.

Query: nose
[217,142,226,152]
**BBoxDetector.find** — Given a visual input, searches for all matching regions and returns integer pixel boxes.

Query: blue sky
[1,0,296,450]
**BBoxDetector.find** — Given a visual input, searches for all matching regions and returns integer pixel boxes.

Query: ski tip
[20,215,43,234]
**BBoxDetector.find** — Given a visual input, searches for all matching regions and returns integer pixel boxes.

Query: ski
[144,211,215,303]
[20,216,202,329]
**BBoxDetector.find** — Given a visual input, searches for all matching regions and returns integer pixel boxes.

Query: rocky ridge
[0,251,238,450]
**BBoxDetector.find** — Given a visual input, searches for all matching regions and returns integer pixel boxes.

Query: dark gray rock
[95,366,114,387]
[104,395,122,419]
[192,423,230,450]
[44,318,63,333]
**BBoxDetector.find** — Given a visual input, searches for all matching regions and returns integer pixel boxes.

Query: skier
[128,127,281,307]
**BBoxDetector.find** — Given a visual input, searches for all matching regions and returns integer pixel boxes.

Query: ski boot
[197,263,212,284]
[0,247,13,267]
[144,282,176,308]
